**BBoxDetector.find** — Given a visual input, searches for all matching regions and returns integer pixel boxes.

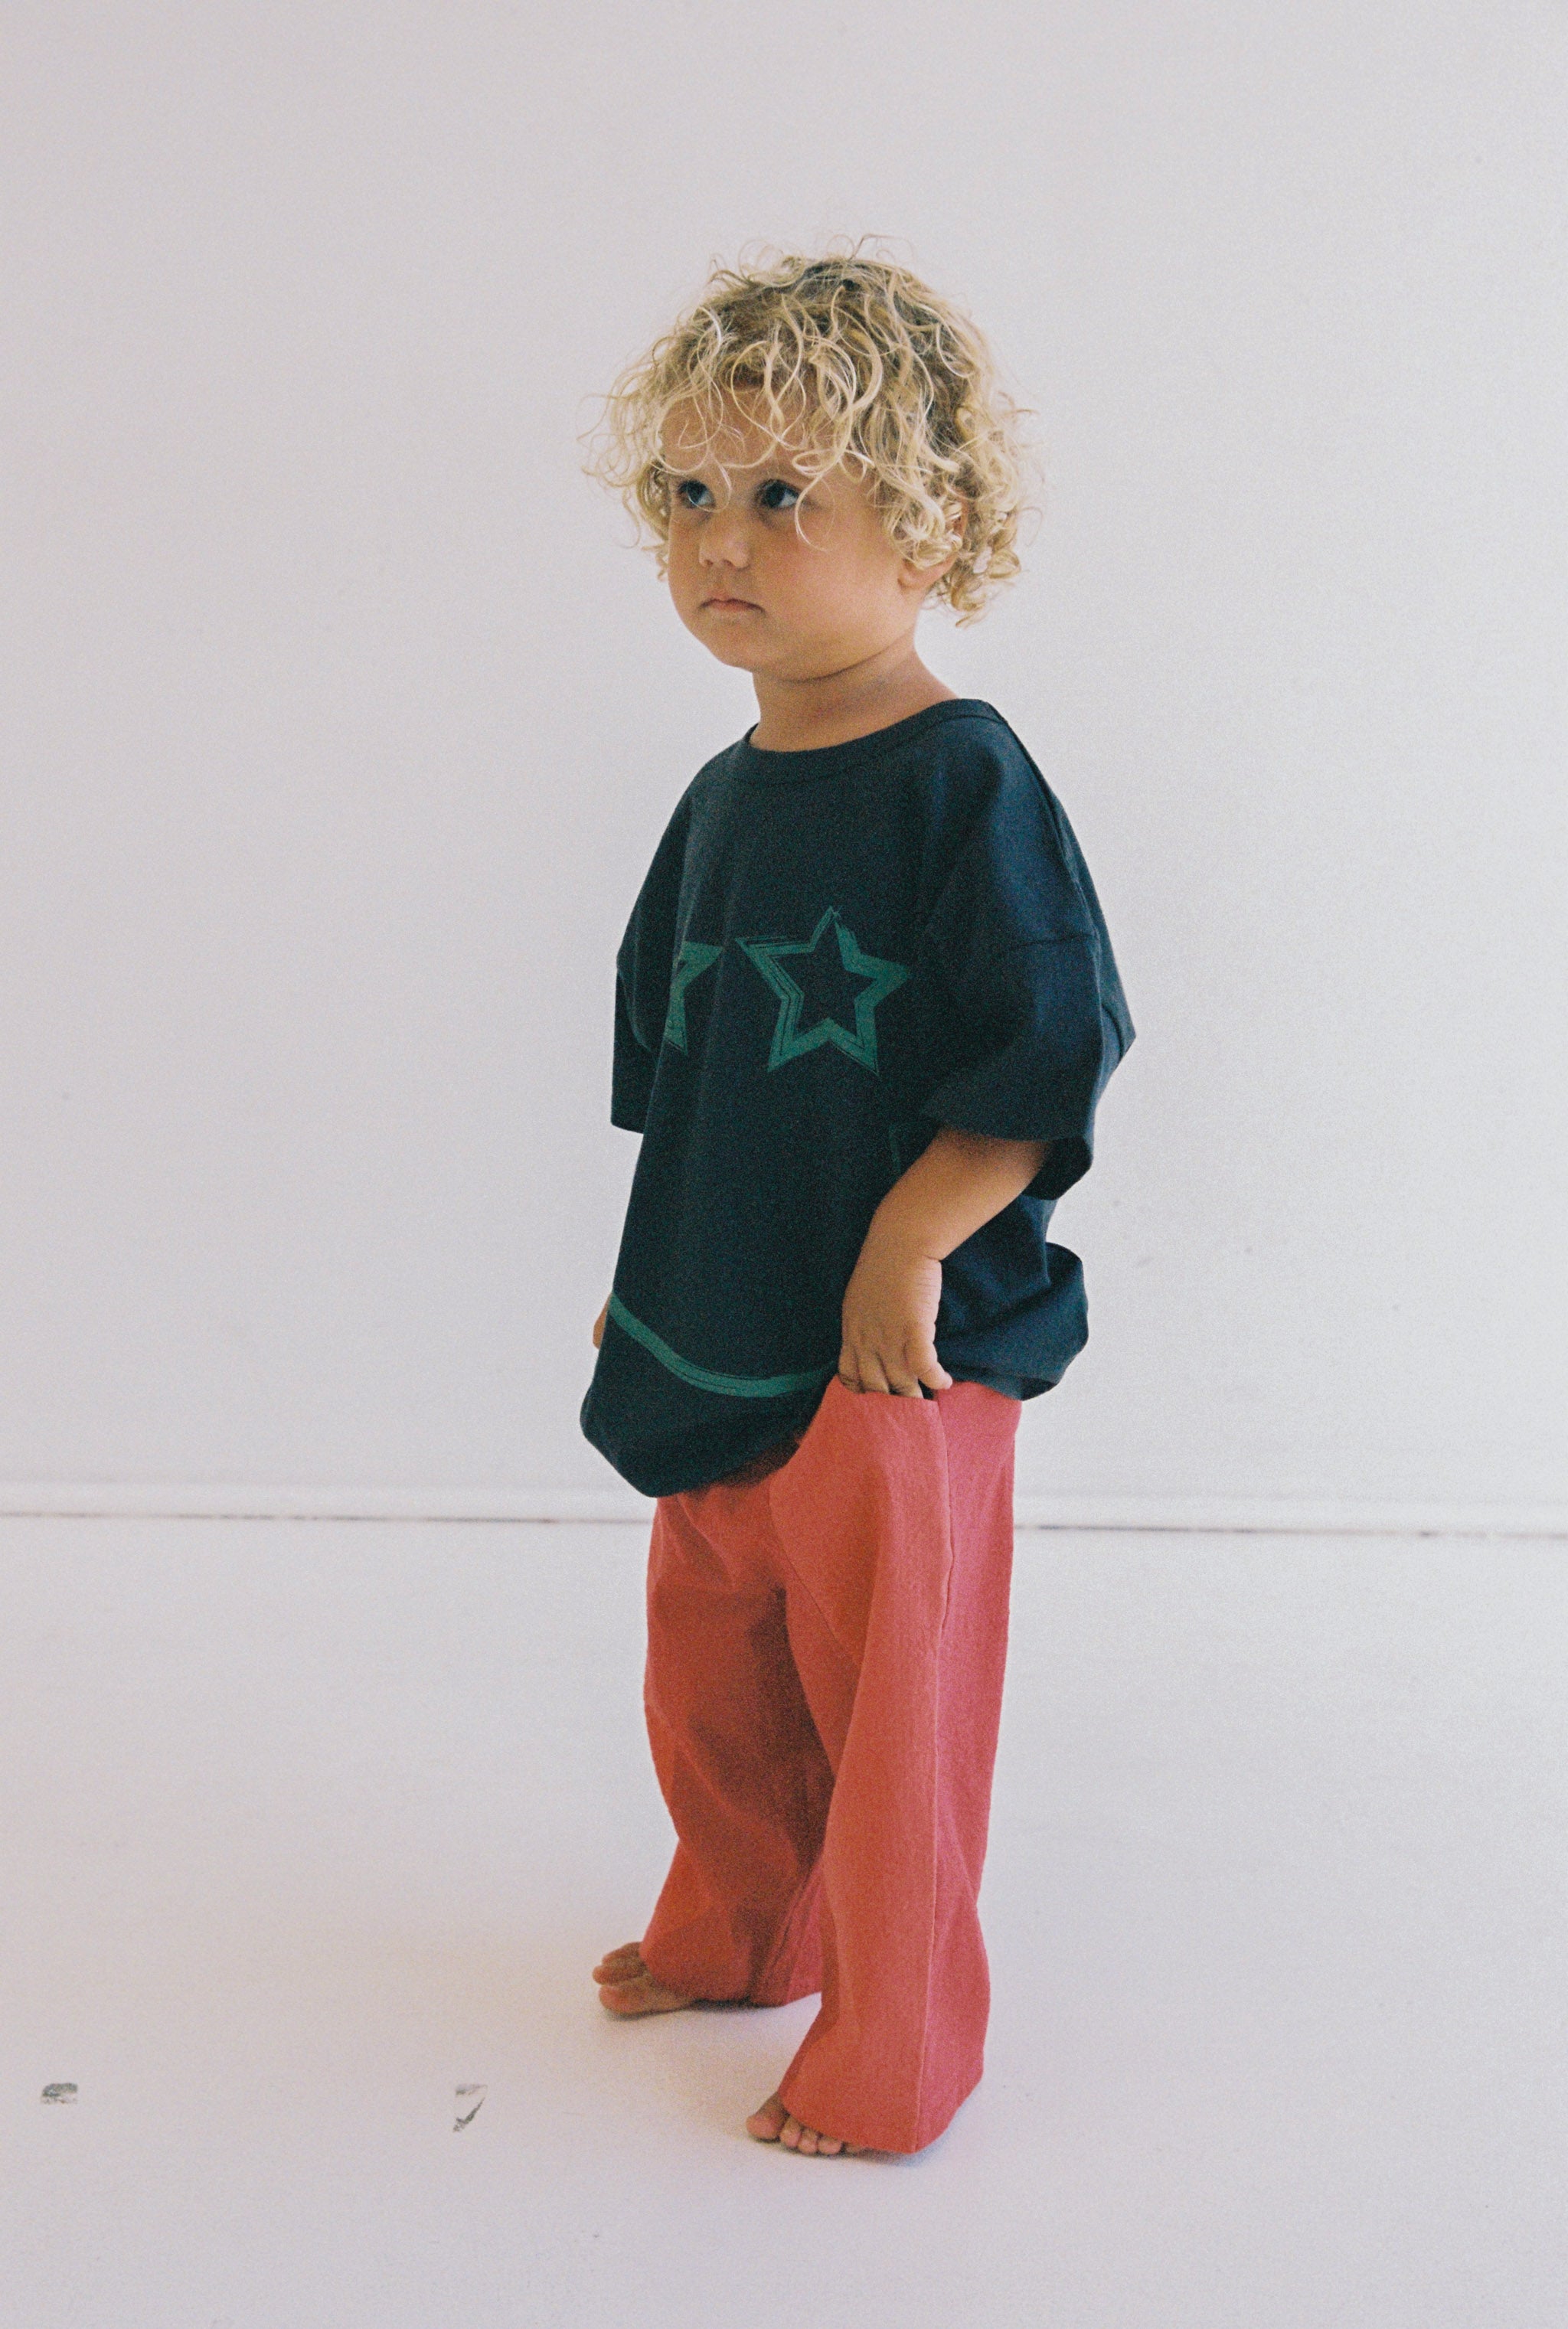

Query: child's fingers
[841,1340,943,1397]
[839,1341,891,1394]
[902,1339,952,1395]
[915,1342,954,1393]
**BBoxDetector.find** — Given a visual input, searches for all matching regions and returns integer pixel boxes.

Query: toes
[597,1970,657,2012]
[747,2090,860,2154]
[746,2092,788,2142]
[598,1975,654,2014]
[596,1969,691,2016]
[592,1944,693,2014]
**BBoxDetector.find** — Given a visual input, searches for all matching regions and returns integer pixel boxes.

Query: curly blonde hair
[582,242,1035,623]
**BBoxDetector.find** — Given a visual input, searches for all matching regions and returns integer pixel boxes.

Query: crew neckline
[733,698,1005,785]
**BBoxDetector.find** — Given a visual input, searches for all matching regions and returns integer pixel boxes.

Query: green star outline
[737,906,911,1074]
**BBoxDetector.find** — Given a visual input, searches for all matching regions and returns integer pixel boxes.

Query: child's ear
[899,501,967,595]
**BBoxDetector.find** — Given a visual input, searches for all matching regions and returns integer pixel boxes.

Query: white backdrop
[4,0,1565,1523]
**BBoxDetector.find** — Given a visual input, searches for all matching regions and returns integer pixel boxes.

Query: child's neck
[749,639,956,753]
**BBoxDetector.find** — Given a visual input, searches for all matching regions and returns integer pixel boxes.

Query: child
[578,247,1133,2157]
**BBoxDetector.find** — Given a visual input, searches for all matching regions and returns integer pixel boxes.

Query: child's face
[661,394,944,682]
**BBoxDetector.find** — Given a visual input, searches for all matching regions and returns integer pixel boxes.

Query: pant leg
[763,1370,1021,2154]
[638,1467,832,2007]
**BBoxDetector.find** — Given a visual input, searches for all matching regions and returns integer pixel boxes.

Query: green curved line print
[607,1294,835,1398]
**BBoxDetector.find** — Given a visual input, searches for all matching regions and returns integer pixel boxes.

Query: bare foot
[746,2089,867,2157]
[593,1942,694,2017]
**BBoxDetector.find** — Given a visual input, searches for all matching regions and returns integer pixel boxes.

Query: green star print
[662,939,723,1051]
[737,906,911,1075]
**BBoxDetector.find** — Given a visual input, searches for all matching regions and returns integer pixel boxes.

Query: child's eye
[757,479,802,512]
[673,478,713,510]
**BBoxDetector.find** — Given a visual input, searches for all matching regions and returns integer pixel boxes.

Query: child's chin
[696,632,769,671]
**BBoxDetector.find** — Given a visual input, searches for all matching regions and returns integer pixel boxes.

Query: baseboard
[1011,1494,1568,1537]
[0,1480,1563,1537]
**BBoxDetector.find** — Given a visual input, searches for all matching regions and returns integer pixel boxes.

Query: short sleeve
[919,935,1122,1200]
[606,789,694,1135]
[914,746,1133,1202]
[611,968,657,1132]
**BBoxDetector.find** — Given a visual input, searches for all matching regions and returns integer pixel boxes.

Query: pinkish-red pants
[638,1370,1022,2154]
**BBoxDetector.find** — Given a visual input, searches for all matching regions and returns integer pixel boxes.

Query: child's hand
[838,1228,953,1397]
[592,1298,609,1348]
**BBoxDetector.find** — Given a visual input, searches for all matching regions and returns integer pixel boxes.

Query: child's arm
[839,1127,1050,1396]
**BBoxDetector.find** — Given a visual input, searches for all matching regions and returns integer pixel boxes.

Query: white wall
[4,1,1564,1518]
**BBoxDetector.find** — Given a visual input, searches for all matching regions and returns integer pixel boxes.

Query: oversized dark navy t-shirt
[579,700,1133,1498]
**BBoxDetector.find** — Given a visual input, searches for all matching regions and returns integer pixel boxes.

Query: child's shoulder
[902,701,1073,829]
[877,698,1053,793]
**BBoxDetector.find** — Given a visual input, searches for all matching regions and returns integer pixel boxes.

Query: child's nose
[701,510,751,566]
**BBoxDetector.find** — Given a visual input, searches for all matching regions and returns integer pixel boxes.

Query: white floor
[2,1520,1563,2329]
